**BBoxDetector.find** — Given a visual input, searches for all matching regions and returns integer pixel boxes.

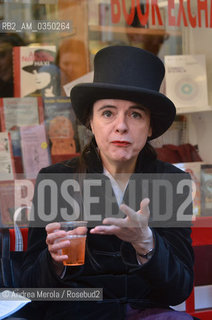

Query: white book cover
[165,55,208,112]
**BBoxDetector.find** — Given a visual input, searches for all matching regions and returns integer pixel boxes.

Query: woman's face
[33,70,51,89]
[90,99,152,166]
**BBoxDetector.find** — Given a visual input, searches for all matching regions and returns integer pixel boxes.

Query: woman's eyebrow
[97,104,147,112]
[129,105,147,111]
[98,105,117,111]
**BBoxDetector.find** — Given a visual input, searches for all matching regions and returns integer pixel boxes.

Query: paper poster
[20,124,50,179]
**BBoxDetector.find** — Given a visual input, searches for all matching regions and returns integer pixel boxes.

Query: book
[13,45,60,97]
[0,97,44,157]
[201,164,212,216]
[0,290,31,320]
[44,97,80,156]
[165,55,208,113]
[0,132,15,181]
[20,124,50,179]
[174,162,203,216]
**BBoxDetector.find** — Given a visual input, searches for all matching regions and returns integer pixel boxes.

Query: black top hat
[70,45,176,140]
[22,49,56,73]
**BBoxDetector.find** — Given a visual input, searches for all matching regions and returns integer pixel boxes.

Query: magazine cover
[0,132,15,181]
[165,55,208,112]
[44,97,80,156]
[0,97,44,157]
[13,45,60,97]
[174,161,202,217]
[201,164,212,216]
[20,124,50,179]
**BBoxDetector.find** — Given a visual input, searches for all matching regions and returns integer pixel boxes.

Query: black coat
[20,149,194,320]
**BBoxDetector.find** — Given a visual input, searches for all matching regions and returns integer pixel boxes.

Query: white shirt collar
[103,167,129,206]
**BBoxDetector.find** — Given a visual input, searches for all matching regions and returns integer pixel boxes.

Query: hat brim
[22,65,41,73]
[22,63,54,73]
[71,82,176,140]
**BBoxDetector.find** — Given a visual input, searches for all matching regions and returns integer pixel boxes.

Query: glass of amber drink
[59,221,87,266]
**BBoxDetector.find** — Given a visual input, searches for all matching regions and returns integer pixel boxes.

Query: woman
[30,64,61,97]
[20,46,194,320]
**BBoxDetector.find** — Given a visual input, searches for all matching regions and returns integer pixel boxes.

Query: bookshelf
[176,105,212,115]
[89,25,176,36]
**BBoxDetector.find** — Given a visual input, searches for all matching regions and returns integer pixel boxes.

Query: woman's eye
[102,110,113,118]
[131,111,142,119]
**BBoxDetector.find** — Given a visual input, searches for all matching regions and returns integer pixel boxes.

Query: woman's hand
[45,222,70,275]
[45,223,88,275]
[90,198,154,259]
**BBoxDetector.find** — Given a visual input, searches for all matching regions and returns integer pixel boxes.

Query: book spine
[13,47,21,97]
[8,132,16,179]
[37,96,44,123]
[0,98,6,131]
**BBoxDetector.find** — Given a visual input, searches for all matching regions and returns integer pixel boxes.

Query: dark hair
[77,136,98,173]
[0,33,26,46]
[38,64,61,96]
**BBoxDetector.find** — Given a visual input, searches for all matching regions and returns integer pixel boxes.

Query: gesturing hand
[45,222,69,275]
[90,198,154,255]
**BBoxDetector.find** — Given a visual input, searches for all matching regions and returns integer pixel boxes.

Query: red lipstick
[111,141,131,146]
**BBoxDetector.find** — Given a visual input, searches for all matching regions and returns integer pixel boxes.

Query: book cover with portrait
[13,45,61,97]
[43,97,80,158]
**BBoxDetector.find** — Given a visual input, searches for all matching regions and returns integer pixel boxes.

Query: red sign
[111,0,212,28]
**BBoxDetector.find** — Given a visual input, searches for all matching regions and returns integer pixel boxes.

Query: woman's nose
[115,114,128,133]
